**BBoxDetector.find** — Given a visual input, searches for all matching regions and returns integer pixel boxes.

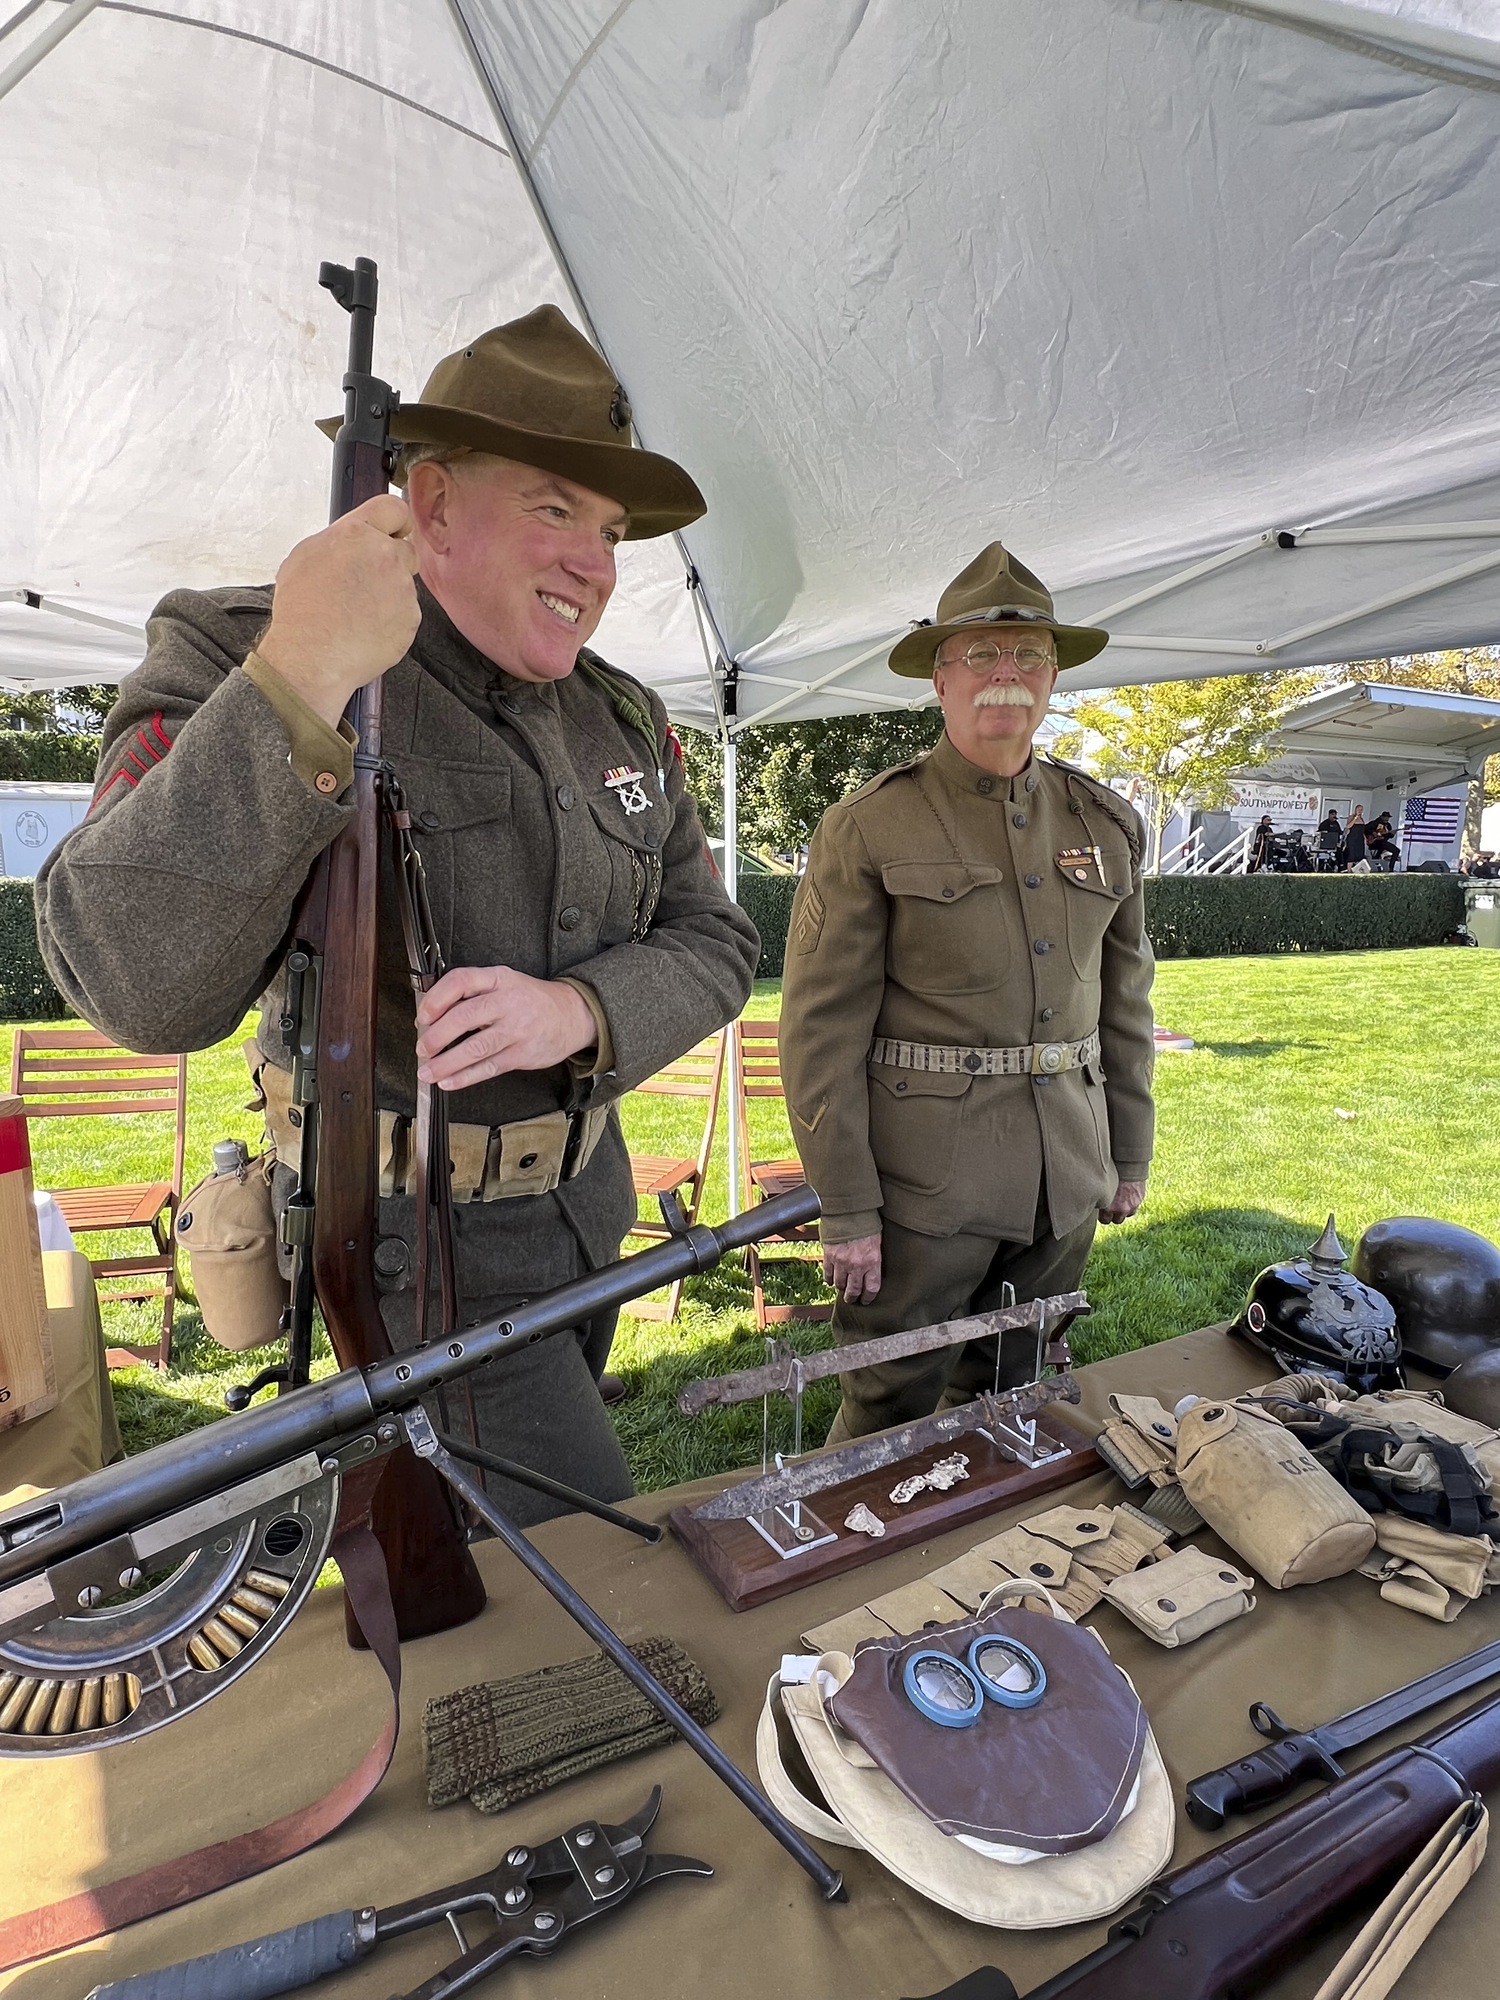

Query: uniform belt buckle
[1033,1042,1067,1075]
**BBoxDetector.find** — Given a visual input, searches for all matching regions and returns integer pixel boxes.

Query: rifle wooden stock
[1022,1685,1500,2000]
[307,289,485,1645]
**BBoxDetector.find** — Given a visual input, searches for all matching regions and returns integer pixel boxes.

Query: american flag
[1403,796,1464,843]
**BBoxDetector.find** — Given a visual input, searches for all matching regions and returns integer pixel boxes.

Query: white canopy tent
[4,0,1499,731]
[5,0,1498,1210]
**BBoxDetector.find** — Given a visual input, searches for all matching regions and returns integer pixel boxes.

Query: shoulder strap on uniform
[843,752,930,807]
[574,648,660,760]
[1047,756,1143,866]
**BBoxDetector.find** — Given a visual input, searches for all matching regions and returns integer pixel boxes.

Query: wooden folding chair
[9,1029,187,1369]
[734,1017,834,1329]
[621,1031,728,1322]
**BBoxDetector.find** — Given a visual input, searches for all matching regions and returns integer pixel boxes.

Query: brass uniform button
[556,785,576,810]
[977,777,994,795]
[418,810,440,830]
[1034,939,1051,954]
[558,907,581,932]
[314,770,339,795]
[1013,812,1027,828]
[1025,873,1041,888]
[1040,1007,1054,1022]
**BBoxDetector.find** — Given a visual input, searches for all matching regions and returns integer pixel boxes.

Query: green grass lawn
[7,947,1498,1492]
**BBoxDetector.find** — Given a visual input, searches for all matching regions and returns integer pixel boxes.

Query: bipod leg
[405,1407,846,1905]
[432,1428,661,1544]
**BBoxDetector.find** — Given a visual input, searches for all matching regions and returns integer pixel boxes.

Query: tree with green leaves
[1050,671,1316,869]
[677,711,943,853]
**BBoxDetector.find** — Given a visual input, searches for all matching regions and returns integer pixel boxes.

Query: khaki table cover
[0,1252,123,1499]
[3,1326,1496,2000]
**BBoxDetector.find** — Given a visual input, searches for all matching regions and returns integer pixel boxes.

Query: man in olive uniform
[780,544,1154,1441]
[36,307,758,1520]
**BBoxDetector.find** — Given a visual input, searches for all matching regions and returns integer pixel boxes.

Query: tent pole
[0,0,100,104]
[722,710,742,1219]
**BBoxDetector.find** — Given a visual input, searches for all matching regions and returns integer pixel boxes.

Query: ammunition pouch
[250,1046,610,1202]
[1102,1545,1256,1648]
[176,1151,289,1353]
[1176,1397,1376,1588]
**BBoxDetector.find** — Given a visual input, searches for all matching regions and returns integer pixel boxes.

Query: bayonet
[1185,1633,1500,1828]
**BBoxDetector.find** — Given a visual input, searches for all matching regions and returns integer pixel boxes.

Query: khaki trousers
[827,1195,1097,1441]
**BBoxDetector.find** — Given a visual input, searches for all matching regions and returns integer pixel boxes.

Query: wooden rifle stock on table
[1015,1682,1500,2000]
[290,258,485,1643]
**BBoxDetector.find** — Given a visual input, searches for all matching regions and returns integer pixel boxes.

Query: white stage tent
[3,0,1500,751]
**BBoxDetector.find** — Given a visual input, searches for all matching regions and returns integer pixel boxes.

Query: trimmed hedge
[738,870,1467,971]
[0,733,100,781]
[0,880,66,1020]
[0,867,1469,1023]
[1144,873,1465,958]
[738,874,799,978]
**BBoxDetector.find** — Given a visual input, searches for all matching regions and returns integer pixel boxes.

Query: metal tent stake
[404,1406,845,1903]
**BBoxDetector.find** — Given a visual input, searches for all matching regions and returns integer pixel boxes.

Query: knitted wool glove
[424,1635,719,1814]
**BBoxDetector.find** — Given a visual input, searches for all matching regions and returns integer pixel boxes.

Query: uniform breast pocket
[1056,848,1131,981]
[866,1064,974,1195]
[881,861,1007,994]
[587,797,663,945]
[403,763,515,968]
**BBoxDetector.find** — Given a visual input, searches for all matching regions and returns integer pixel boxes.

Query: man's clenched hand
[415,966,597,1091]
[1099,1180,1146,1225]
[255,495,421,729]
[822,1232,883,1306]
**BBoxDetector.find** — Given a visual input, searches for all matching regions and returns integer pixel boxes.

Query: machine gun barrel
[1019,1683,1500,2000]
[0,1188,820,1598]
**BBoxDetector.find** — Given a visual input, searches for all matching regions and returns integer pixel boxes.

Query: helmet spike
[1307,1213,1347,1273]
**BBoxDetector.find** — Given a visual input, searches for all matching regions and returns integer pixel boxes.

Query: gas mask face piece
[1231,1215,1401,1394]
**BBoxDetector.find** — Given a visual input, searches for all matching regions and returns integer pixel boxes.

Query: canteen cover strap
[826,1605,1145,1851]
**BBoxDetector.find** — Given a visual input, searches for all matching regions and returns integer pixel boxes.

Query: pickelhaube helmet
[1230,1216,1401,1393]
[1350,1218,1500,1375]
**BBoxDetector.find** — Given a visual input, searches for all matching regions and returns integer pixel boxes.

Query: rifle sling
[0,1462,403,1972]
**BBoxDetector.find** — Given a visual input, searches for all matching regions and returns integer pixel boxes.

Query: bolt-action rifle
[1002,1680,1500,1999]
[221,255,486,1646]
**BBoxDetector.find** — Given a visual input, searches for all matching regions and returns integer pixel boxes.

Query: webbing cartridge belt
[869,1029,1101,1077]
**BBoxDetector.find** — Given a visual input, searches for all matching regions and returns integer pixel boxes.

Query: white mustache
[972,684,1035,709]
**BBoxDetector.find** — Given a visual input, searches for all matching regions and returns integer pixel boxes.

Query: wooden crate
[0,1095,56,1429]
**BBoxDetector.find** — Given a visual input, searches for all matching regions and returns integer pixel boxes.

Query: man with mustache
[780,545,1155,1440]
[36,306,758,1517]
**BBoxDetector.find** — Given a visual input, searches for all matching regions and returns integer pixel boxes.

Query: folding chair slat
[621,1030,727,1323]
[731,1016,833,1330]
[11,1029,186,1368]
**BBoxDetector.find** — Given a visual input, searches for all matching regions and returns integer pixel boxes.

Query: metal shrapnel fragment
[924,1453,970,1492]
[844,1503,886,1538]
[889,1476,928,1505]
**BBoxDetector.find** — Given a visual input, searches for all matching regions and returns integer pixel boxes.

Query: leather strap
[0,1463,402,1973]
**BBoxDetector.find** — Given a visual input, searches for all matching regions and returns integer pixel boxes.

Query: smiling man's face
[407,454,629,681]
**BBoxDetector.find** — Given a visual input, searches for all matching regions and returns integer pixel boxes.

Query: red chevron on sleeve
[88,712,172,814]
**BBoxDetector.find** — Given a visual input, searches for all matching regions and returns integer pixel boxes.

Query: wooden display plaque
[0,1095,55,1430]
[671,1413,1098,1613]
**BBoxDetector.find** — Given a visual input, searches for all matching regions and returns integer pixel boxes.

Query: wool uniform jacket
[779,733,1155,1248]
[36,581,759,1296]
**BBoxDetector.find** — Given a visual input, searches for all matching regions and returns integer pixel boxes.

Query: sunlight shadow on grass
[1197,1041,1324,1059]
[1074,1206,1319,1365]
